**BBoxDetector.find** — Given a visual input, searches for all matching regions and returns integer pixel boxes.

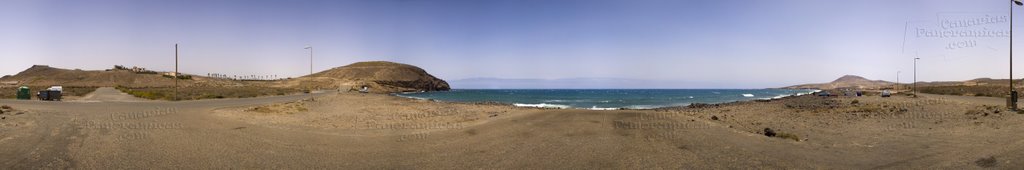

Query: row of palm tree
[206,73,285,81]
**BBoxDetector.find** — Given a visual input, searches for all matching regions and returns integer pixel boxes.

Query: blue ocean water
[396,89,819,110]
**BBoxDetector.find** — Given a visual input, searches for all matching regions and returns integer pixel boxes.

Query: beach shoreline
[393,89,821,110]
[201,90,1024,168]
[2,87,1022,168]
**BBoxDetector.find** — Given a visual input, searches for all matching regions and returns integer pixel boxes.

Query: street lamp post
[174,43,178,101]
[900,20,909,95]
[1010,0,1023,110]
[914,57,920,97]
[304,45,314,92]
[305,45,313,75]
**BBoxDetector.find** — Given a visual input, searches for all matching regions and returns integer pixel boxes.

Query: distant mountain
[783,75,893,89]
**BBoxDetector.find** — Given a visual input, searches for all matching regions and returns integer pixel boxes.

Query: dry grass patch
[116,86,302,101]
[245,101,308,114]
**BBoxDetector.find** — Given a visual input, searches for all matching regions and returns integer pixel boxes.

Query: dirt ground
[1,89,1023,169]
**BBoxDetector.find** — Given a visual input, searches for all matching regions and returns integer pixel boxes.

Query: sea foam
[400,89,818,110]
[513,103,571,109]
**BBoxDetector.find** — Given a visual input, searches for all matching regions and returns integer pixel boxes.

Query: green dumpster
[16,86,30,100]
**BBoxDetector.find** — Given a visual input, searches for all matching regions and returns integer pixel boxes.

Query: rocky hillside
[3,61,450,94]
[0,65,238,88]
[784,75,893,90]
[284,61,450,93]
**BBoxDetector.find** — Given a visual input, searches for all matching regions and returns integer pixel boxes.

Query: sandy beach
[5,0,1022,168]
[0,88,1020,169]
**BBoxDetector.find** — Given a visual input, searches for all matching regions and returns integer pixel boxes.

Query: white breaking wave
[395,95,431,100]
[399,91,423,94]
[624,105,661,110]
[543,99,591,103]
[589,107,618,111]
[760,94,791,100]
[794,90,821,96]
[742,94,755,97]
[758,90,817,100]
[513,103,572,109]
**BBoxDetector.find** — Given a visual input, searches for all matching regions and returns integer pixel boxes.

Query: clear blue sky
[0,0,1018,88]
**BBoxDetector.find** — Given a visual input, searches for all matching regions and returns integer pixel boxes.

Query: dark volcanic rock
[975,156,997,168]
[687,103,720,109]
[764,128,777,137]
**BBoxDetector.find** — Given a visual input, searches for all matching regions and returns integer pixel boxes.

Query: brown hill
[784,75,893,89]
[280,61,450,93]
[0,65,239,88]
[2,61,449,94]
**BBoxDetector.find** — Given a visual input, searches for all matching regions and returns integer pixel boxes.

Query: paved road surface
[0,90,330,169]
[72,87,150,102]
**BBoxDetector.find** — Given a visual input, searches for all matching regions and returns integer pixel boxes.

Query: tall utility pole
[174,43,179,101]
[901,21,909,55]
[310,47,313,75]
[305,45,313,75]
[914,57,920,97]
[1010,0,1022,110]
[900,21,909,95]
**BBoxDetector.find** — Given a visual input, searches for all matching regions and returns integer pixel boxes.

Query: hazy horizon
[1,0,1020,88]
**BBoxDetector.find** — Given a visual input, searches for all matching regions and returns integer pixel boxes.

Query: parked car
[48,86,63,92]
[37,85,63,101]
[37,90,61,101]
[881,90,891,97]
[817,91,831,96]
